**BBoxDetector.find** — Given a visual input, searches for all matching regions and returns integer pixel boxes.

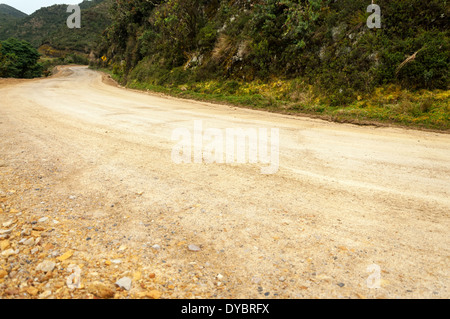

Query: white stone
[2,220,14,228]
[115,277,132,291]
[188,244,201,252]
[36,260,56,273]
[1,248,16,257]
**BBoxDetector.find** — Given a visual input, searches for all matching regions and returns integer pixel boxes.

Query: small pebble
[115,277,132,291]
[188,244,201,252]
[2,220,14,228]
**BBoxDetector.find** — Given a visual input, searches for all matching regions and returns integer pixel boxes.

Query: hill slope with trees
[0,4,28,33]
[0,0,111,53]
[0,3,27,19]
[96,0,448,129]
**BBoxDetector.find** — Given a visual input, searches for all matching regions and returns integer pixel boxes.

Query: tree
[0,38,43,78]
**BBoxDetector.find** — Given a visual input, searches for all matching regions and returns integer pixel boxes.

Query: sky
[1,1,84,15]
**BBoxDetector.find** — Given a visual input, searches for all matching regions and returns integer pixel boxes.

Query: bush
[395,32,449,90]
[197,22,218,51]
[0,38,43,78]
[97,0,448,106]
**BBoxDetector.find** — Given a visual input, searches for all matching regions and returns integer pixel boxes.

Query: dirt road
[0,66,449,299]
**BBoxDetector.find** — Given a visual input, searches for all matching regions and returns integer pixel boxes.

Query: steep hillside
[100,0,448,91]
[96,0,449,130]
[0,4,28,30]
[0,3,27,18]
[0,0,111,53]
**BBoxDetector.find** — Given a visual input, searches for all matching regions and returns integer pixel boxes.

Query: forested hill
[0,0,111,52]
[0,3,27,19]
[0,4,28,30]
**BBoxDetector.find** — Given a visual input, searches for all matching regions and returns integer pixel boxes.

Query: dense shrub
[98,0,449,101]
[0,38,43,78]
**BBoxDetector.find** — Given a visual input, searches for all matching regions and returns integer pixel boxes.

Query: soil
[0,66,448,299]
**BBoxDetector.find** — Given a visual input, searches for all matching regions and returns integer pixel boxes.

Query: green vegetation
[123,76,449,131]
[0,0,112,77]
[0,0,111,53]
[0,38,43,78]
[0,3,27,22]
[94,0,449,130]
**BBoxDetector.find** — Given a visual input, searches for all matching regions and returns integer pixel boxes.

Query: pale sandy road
[0,66,449,298]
